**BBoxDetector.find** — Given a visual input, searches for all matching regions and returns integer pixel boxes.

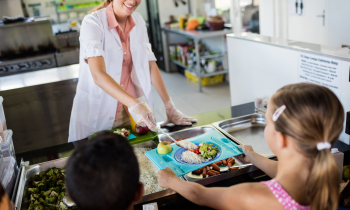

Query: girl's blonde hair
[90,0,112,13]
[271,83,344,210]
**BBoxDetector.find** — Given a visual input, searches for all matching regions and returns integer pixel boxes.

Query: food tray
[145,130,243,177]
[212,113,274,158]
[89,125,158,145]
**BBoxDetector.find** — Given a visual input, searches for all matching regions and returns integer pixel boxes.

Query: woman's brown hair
[271,83,344,210]
[90,0,112,13]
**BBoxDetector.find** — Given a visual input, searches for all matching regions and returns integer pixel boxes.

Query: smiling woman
[68,0,196,142]
[91,0,141,15]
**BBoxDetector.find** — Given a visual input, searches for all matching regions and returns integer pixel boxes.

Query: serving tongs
[63,196,76,207]
[220,163,253,172]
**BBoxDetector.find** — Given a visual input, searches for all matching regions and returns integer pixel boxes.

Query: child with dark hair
[66,131,144,210]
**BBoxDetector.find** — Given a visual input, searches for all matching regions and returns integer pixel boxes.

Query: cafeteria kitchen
[0,0,350,209]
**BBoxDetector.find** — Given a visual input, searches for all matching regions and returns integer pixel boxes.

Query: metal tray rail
[212,114,274,158]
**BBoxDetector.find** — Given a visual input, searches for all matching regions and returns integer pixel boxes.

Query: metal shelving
[171,60,228,77]
[162,27,233,92]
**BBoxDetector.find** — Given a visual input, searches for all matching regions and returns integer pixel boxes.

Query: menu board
[298,53,342,96]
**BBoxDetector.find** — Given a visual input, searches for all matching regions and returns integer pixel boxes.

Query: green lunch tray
[88,126,158,145]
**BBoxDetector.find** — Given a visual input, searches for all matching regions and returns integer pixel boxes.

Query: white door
[287,0,327,45]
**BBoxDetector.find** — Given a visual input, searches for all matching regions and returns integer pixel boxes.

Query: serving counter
[12,105,350,210]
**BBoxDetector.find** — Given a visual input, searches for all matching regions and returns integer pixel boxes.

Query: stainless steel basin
[212,114,274,158]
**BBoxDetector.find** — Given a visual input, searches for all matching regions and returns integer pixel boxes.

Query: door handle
[317,10,325,26]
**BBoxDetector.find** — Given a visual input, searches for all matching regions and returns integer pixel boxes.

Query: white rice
[177,140,198,149]
[180,151,207,164]
[134,147,166,195]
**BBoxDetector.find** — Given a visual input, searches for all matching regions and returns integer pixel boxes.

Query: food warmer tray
[13,141,185,210]
[212,113,274,158]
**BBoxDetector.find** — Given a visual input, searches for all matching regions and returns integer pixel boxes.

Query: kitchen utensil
[63,196,76,207]
[156,127,188,149]
[156,127,177,144]
[220,163,253,172]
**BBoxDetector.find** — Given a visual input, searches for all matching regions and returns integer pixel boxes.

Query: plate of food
[174,142,221,165]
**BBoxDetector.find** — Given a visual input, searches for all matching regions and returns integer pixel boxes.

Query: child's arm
[238,145,278,178]
[158,167,258,209]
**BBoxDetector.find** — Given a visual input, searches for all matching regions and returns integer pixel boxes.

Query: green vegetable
[199,142,220,159]
[46,195,57,204]
[33,204,44,210]
[59,202,69,210]
[27,167,78,210]
[28,188,39,194]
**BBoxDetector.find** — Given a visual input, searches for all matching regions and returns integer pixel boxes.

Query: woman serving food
[69,0,196,141]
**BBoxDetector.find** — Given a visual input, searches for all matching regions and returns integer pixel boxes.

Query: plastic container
[1,130,15,159]
[185,70,224,86]
[0,156,16,195]
[0,97,7,142]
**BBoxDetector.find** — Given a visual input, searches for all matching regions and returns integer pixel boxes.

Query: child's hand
[238,145,255,162]
[158,167,178,188]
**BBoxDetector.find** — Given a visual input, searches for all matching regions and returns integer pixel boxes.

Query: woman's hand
[237,145,255,163]
[158,167,178,188]
[160,99,197,126]
[127,97,156,131]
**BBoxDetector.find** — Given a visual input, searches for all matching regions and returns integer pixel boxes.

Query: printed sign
[298,53,342,96]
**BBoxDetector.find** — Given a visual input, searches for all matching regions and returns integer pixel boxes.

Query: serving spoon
[155,126,190,149]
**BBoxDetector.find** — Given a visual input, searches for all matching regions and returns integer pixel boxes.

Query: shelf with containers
[162,27,233,92]
[54,0,104,23]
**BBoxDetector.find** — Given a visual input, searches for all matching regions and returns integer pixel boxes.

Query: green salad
[199,142,220,159]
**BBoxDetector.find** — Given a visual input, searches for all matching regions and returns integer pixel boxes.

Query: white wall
[158,0,189,24]
[259,0,274,37]
[227,37,350,144]
[327,0,350,47]
[135,0,148,22]
[0,0,23,17]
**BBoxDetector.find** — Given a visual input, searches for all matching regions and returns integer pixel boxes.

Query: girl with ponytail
[158,83,344,210]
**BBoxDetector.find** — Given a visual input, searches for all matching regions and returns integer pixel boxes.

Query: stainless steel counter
[0,64,79,91]
[227,33,350,61]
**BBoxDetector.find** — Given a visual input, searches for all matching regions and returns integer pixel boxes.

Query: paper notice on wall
[298,53,342,96]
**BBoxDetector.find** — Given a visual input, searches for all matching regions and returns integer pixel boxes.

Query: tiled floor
[152,71,231,122]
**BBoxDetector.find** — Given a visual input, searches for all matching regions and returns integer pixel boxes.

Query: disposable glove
[160,99,197,126]
[128,96,156,131]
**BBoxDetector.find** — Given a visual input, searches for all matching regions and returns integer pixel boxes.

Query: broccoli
[49,191,59,197]
[46,169,54,176]
[28,203,34,210]
[38,197,46,204]
[45,195,57,204]
[37,182,46,191]
[28,188,39,194]
[59,202,69,210]
[56,179,64,187]
[33,204,44,210]
[53,168,60,174]
[45,204,58,210]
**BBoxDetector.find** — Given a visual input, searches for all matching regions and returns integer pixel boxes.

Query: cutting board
[145,130,243,177]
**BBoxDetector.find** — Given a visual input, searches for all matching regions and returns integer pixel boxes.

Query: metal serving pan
[212,114,274,158]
